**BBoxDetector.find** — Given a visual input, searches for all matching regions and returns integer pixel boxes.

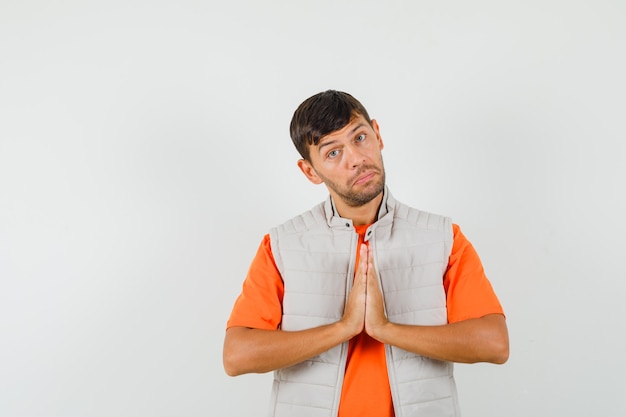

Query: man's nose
[344,144,365,168]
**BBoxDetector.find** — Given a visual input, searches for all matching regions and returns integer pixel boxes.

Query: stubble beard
[323,164,386,208]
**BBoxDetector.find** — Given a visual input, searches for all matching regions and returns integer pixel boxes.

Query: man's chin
[343,183,384,207]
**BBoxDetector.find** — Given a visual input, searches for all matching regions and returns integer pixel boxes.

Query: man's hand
[363,244,389,338]
[341,244,367,337]
[344,243,390,340]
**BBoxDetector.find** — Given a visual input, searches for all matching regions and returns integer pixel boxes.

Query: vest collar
[323,186,395,229]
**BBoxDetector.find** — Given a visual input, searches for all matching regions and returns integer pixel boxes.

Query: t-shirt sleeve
[444,224,504,323]
[226,234,284,330]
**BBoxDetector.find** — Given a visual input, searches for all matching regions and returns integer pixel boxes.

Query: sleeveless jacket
[268,188,460,417]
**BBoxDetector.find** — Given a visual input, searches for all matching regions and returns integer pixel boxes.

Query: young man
[223,90,509,417]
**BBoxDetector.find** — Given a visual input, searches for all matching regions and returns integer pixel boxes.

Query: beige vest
[268,188,460,417]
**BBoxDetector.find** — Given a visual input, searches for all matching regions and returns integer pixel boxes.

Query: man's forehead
[317,115,368,145]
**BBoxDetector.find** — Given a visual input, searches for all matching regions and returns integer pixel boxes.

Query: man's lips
[353,170,376,185]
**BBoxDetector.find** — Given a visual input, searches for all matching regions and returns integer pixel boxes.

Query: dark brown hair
[289,90,372,161]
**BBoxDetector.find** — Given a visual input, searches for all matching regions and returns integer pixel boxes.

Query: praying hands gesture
[342,244,388,338]
[224,245,508,376]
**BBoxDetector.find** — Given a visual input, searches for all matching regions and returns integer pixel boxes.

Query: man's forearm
[223,322,357,376]
[368,313,509,364]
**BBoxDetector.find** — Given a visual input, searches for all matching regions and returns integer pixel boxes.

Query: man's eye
[356,134,365,142]
[328,150,340,158]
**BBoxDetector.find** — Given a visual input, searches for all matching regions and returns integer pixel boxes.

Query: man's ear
[370,119,384,151]
[297,159,323,185]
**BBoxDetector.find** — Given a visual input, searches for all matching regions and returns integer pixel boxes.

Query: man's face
[298,115,386,208]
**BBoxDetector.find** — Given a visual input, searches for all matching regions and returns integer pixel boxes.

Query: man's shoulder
[390,197,452,232]
[271,200,328,236]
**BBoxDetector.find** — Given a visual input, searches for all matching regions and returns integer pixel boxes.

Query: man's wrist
[367,320,393,344]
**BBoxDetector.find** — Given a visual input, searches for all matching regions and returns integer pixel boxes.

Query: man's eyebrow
[317,123,367,152]
[349,123,367,134]
[317,139,337,153]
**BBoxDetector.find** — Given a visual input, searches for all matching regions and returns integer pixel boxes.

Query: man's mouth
[353,170,376,185]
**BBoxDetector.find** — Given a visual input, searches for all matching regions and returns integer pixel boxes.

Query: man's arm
[224,323,352,376]
[223,248,369,376]
[364,245,510,364]
[366,314,509,364]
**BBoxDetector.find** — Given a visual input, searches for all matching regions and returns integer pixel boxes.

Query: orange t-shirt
[227,224,504,417]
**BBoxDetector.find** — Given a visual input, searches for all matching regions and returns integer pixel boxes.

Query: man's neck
[333,192,384,226]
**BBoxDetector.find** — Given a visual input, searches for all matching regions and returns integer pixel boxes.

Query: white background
[1,1,625,416]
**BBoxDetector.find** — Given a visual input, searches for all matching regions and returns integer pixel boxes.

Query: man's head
[290,90,386,212]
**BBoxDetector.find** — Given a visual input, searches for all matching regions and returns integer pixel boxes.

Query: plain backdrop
[1,1,625,416]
